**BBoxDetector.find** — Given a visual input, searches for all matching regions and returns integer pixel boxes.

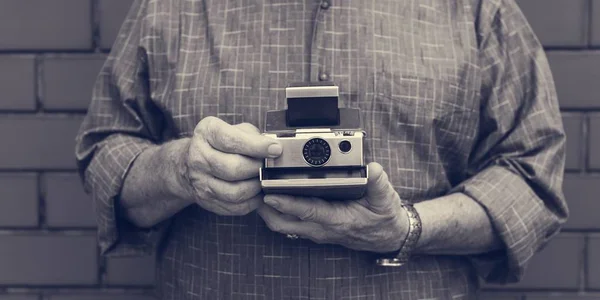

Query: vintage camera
[259,82,368,200]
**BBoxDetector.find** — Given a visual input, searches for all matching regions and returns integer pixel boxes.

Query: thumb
[234,122,261,135]
[365,162,397,213]
[232,123,283,158]
[199,117,283,159]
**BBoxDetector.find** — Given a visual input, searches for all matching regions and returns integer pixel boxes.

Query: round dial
[338,140,352,153]
[302,138,331,166]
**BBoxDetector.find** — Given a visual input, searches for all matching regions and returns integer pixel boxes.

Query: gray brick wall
[0,0,596,299]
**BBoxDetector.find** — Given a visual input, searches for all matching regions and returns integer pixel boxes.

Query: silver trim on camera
[259,175,368,189]
[285,85,339,98]
[263,130,364,168]
[259,165,369,200]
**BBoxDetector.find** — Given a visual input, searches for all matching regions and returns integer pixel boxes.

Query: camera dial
[303,138,331,166]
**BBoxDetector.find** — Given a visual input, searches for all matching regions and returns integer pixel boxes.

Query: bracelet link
[376,201,422,267]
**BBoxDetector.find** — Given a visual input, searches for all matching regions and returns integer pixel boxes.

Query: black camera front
[303,138,331,166]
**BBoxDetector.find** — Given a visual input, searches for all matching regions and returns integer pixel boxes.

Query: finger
[204,194,263,216]
[207,176,262,204]
[261,203,303,222]
[256,203,301,222]
[364,162,399,214]
[222,193,264,215]
[257,205,329,243]
[234,122,261,135]
[191,138,262,181]
[196,116,282,158]
[263,194,342,225]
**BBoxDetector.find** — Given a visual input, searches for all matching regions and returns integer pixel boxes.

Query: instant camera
[259,82,368,200]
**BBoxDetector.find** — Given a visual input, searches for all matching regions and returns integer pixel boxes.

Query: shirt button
[319,72,330,81]
[320,1,330,9]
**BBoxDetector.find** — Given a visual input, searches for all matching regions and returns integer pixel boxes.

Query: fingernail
[268,144,283,157]
[264,196,280,208]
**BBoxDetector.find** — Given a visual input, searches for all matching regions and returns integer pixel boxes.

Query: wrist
[411,202,431,254]
[159,137,195,206]
[411,193,503,256]
[388,205,409,252]
[376,201,422,267]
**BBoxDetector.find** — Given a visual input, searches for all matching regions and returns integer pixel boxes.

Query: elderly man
[76,0,567,299]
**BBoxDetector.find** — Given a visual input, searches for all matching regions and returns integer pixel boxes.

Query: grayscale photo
[0,0,596,299]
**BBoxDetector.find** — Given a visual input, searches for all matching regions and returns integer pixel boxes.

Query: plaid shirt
[76,0,568,299]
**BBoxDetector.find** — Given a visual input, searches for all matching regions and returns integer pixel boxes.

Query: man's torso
[139,0,487,298]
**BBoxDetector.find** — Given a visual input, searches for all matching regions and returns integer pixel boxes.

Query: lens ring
[302,138,331,166]
[338,140,352,153]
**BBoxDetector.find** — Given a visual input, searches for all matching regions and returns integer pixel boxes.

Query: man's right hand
[183,116,283,216]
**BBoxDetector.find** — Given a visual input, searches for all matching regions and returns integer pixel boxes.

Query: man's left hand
[257,162,408,253]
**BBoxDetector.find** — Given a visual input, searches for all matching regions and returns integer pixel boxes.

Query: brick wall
[0,0,596,299]
[0,0,155,299]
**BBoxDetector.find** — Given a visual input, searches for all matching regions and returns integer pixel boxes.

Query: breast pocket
[359,72,480,199]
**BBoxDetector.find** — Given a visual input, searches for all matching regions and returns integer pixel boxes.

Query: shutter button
[319,72,330,81]
[320,1,330,9]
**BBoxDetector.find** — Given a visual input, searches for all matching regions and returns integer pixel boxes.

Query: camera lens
[338,140,352,153]
[302,138,331,166]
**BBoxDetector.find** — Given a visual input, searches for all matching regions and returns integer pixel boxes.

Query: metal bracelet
[376,202,422,267]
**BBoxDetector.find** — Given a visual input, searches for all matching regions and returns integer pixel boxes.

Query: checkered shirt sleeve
[75,0,165,256]
[454,0,568,283]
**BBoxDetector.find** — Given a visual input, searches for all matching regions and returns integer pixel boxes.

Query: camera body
[262,130,365,169]
[259,82,368,200]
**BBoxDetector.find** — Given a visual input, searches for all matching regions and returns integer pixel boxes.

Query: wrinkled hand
[257,162,408,253]
[184,116,282,216]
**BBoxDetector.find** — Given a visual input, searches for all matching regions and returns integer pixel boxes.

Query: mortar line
[91,0,102,52]
[588,0,594,48]
[582,234,589,291]
[37,172,46,229]
[583,112,590,173]
[34,55,43,112]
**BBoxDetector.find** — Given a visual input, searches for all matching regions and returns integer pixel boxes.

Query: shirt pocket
[359,72,480,198]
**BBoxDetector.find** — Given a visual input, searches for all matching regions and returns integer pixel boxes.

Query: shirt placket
[307,2,333,299]
[310,0,333,83]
